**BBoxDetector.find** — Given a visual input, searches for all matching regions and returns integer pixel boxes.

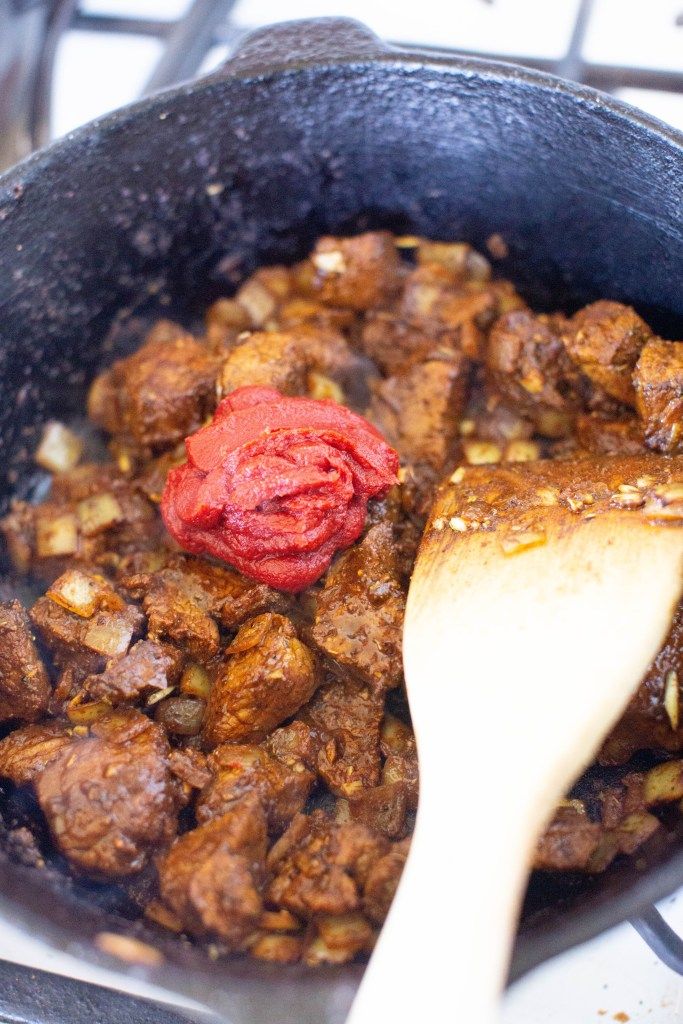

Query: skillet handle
[209,17,392,79]
[631,905,683,976]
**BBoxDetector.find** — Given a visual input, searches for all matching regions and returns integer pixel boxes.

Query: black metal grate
[65,0,683,100]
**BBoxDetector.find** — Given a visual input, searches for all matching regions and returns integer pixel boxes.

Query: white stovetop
[12,1,681,1021]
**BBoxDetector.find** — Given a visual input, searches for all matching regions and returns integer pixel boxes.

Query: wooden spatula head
[350,455,683,1024]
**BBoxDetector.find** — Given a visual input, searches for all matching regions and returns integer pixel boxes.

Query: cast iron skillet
[0,17,681,1024]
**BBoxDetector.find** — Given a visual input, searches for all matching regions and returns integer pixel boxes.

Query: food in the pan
[1,230,682,965]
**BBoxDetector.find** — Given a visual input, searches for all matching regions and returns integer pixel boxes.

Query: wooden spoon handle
[348,751,534,1024]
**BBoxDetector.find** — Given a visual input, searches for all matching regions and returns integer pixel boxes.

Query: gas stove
[0,2,682,1022]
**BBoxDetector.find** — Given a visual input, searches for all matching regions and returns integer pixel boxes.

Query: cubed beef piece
[485,310,581,428]
[382,755,419,811]
[88,332,218,453]
[203,614,317,747]
[310,523,405,692]
[205,298,251,353]
[250,933,304,965]
[600,598,683,764]
[0,601,51,723]
[634,338,683,453]
[129,575,219,665]
[0,722,72,785]
[218,331,307,397]
[302,232,402,310]
[158,795,267,943]
[266,720,318,773]
[369,351,468,470]
[266,811,388,918]
[303,912,375,966]
[277,298,356,334]
[381,716,419,808]
[533,805,604,871]
[121,553,288,632]
[168,747,211,793]
[534,797,660,874]
[360,312,461,375]
[35,709,177,878]
[217,328,365,404]
[83,640,177,704]
[574,414,648,456]
[345,783,409,840]
[31,572,144,675]
[399,263,523,341]
[363,838,410,924]
[196,744,313,833]
[463,382,537,447]
[300,677,384,798]
[564,301,651,406]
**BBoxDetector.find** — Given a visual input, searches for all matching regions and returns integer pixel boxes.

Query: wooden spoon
[348,455,683,1024]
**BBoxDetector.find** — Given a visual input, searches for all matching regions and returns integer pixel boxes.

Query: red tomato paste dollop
[161,386,399,592]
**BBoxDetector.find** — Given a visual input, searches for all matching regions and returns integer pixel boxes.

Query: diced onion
[35,422,83,473]
[35,514,78,558]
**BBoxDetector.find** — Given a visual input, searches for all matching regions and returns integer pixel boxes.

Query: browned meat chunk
[82,640,176,704]
[196,744,313,833]
[301,677,384,798]
[88,331,218,453]
[398,260,524,353]
[363,838,410,924]
[168,747,211,796]
[0,722,72,785]
[360,312,460,375]
[128,575,218,665]
[218,331,307,397]
[217,328,364,404]
[369,352,468,470]
[574,413,647,456]
[533,802,661,873]
[277,298,356,334]
[0,601,50,724]
[302,232,402,310]
[310,523,405,692]
[564,301,651,406]
[345,783,409,840]
[35,709,177,878]
[382,755,419,811]
[533,805,603,871]
[266,720,318,773]
[205,298,250,352]
[158,796,267,943]
[203,614,317,747]
[121,554,288,634]
[485,310,580,429]
[633,338,683,453]
[600,598,683,764]
[303,913,375,966]
[266,811,388,918]
[31,572,144,675]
